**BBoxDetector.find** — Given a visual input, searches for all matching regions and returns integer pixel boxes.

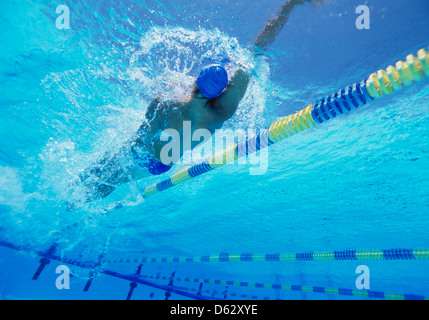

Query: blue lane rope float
[137,273,429,300]
[105,247,429,264]
[141,48,429,199]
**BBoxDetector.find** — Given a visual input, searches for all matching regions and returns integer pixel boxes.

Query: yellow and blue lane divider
[137,273,429,300]
[141,48,429,199]
[105,247,429,264]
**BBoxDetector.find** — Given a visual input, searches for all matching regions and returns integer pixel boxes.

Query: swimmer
[74,0,325,204]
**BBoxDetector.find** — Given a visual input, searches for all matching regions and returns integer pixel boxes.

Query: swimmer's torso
[135,96,224,163]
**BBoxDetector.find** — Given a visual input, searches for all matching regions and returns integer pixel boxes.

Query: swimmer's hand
[292,0,327,7]
[309,0,327,7]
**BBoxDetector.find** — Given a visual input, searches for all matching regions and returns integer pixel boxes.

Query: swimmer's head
[196,65,228,99]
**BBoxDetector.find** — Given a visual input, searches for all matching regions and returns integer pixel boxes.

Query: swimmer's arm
[210,69,250,122]
[254,0,325,50]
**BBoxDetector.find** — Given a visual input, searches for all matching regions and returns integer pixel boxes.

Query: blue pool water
[0,0,428,300]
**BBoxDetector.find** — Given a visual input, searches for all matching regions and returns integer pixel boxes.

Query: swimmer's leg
[71,151,152,207]
[69,150,132,204]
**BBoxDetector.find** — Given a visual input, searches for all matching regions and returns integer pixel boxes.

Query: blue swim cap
[196,65,228,99]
